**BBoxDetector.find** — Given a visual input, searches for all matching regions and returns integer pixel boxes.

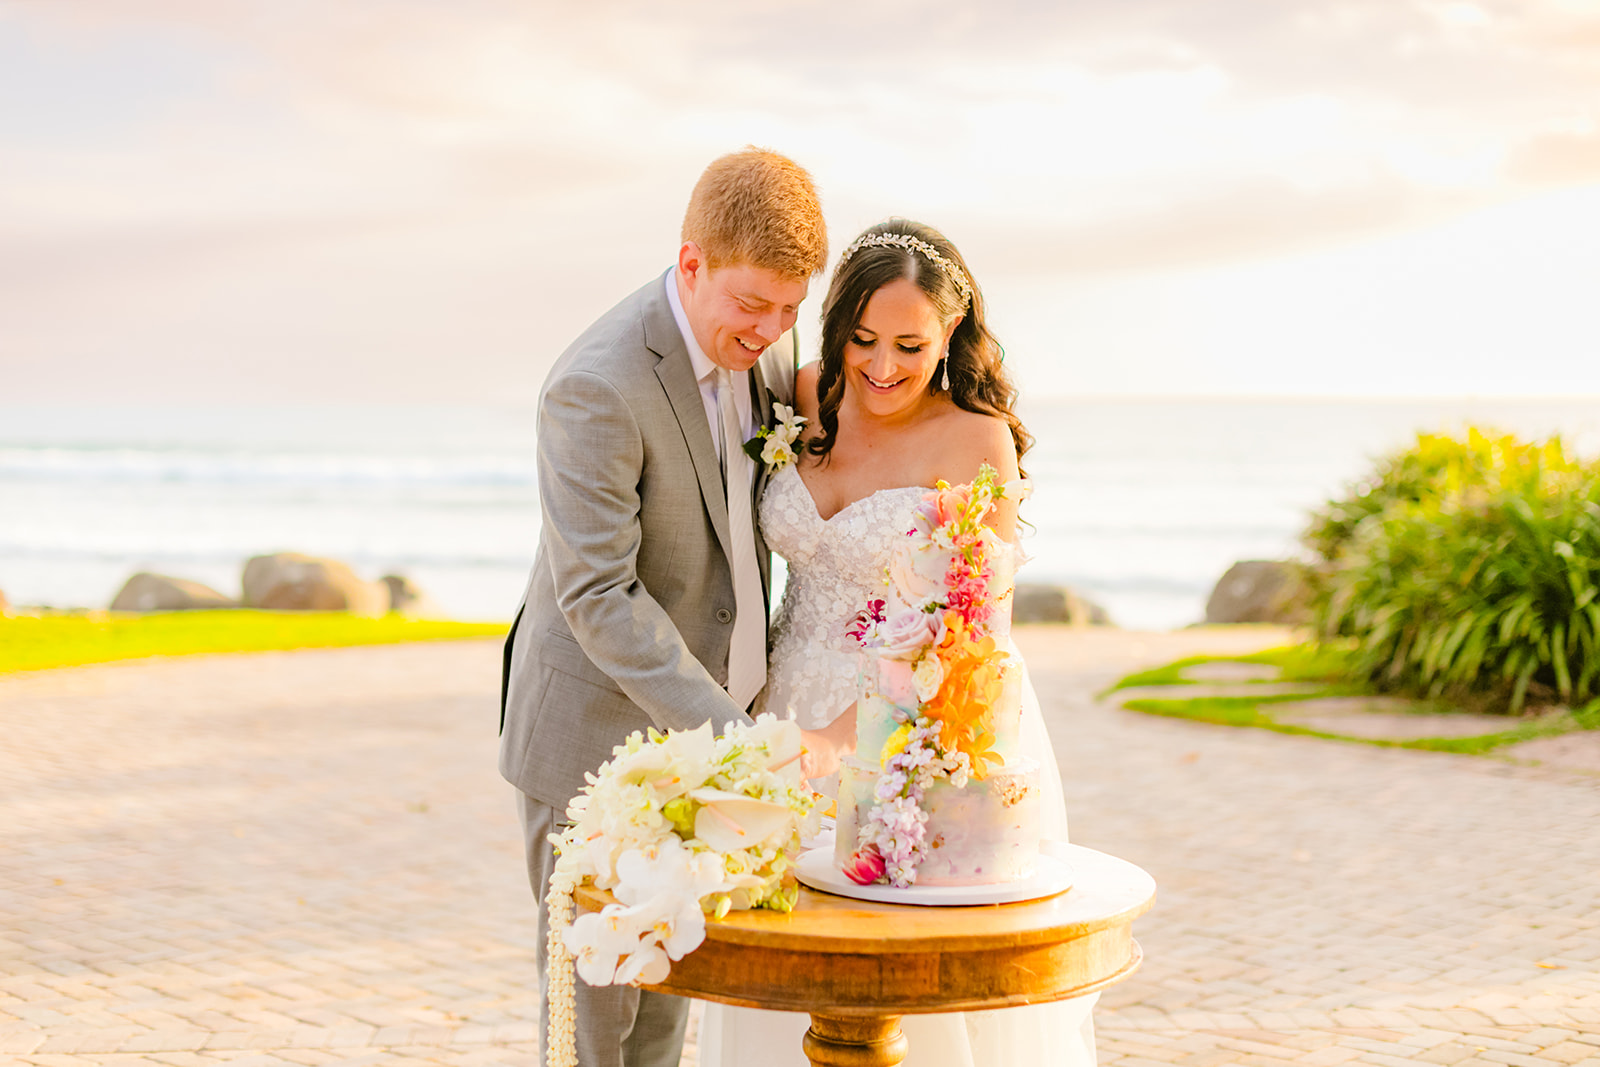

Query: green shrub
[1305,428,1600,713]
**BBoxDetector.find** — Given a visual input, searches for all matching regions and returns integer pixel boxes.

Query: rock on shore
[242,553,390,616]
[111,573,238,612]
[1012,582,1112,626]
[1204,560,1309,625]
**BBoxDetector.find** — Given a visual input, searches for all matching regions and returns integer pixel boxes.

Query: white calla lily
[689,788,794,852]
[740,714,805,785]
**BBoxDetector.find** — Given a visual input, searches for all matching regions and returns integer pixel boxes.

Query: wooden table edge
[574,844,1156,955]
[646,937,1146,1015]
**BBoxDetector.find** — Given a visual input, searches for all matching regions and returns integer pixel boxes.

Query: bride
[699,220,1098,1067]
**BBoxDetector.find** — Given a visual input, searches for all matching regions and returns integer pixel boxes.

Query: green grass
[1108,642,1600,755]
[1122,692,1598,754]
[0,611,509,674]
[1101,642,1356,695]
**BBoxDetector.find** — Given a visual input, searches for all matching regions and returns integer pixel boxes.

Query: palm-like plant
[1306,428,1600,712]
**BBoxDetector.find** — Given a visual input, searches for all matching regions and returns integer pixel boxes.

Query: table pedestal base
[802,1013,908,1067]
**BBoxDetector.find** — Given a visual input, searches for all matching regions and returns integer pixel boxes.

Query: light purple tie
[716,369,766,708]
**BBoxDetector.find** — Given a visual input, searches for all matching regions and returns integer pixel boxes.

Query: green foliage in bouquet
[1304,427,1600,713]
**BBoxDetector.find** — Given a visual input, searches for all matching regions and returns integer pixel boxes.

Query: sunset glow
[3,0,1598,402]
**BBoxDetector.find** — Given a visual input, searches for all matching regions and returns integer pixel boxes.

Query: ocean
[2,399,1597,631]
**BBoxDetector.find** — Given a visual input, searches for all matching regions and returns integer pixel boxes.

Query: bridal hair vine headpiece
[837,232,974,309]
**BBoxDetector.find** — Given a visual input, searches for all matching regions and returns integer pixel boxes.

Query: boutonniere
[743,391,807,472]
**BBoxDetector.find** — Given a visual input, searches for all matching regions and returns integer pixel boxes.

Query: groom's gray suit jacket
[499,269,795,811]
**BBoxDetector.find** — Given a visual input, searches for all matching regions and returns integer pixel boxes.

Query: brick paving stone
[3,632,1598,1066]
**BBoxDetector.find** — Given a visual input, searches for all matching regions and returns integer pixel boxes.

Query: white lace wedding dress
[698,463,1098,1067]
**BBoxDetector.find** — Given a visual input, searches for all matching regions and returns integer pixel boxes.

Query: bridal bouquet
[843,464,1026,887]
[543,715,820,1067]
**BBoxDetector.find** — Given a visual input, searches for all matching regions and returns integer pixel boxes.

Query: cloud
[5,0,1600,402]
[961,174,1486,279]
[1507,123,1600,187]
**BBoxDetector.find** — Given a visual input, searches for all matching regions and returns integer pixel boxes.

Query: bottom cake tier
[834,755,1042,886]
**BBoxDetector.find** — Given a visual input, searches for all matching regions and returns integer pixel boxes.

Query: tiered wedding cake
[830,468,1043,889]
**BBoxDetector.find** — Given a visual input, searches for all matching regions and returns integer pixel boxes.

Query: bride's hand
[799,703,857,782]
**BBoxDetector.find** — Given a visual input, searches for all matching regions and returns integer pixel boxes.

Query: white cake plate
[793,846,1074,907]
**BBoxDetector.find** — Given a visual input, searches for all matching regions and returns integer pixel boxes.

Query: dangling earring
[940,350,952,392]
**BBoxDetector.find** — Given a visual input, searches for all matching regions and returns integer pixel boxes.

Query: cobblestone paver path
[2,631,1596,1066]
[1020,629,1600,1067]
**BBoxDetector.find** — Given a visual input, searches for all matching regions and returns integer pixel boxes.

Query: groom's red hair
[682,147,827,279]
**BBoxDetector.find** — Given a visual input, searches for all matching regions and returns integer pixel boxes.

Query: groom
[499,148,828,1067]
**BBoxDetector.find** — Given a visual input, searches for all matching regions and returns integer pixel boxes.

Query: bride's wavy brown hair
[808,219,1031,472]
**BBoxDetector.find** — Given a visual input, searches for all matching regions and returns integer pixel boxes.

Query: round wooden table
[575,843,1155,1067]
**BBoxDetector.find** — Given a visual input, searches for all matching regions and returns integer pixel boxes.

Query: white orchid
[566,902,652,986]
[613,941,672,986]
[760,435,799,470]
[744,396,809,473]
[612,839,728,908]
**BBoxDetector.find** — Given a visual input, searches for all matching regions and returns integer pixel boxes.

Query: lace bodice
[756,464,1014,729]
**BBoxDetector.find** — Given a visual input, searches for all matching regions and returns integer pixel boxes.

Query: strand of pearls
[544,876,579,1067]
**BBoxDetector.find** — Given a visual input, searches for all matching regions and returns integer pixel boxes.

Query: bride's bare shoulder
[795,362,822,423]
[934,407,1020,484]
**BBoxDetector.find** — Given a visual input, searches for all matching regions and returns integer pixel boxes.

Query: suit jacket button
[715,608,733,623]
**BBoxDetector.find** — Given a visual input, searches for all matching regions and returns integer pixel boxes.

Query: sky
[3,0,1599,405]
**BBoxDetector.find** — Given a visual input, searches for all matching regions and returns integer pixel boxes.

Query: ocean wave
[0,544,537,571]
[0,446,539,488]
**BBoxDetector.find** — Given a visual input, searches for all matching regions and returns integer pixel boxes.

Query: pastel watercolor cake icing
[832,466,1044,889]
[835,655,1041,886]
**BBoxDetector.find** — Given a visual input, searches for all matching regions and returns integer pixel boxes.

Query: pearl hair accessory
[837,231,974,308]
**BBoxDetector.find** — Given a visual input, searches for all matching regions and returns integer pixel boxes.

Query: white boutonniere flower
[743,392,807,473]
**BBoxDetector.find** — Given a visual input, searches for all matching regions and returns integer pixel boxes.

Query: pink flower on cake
[876,608,945,660]
[944,559,994,630]
[845,599,886,644]
[916,484,972,531]
[842,846,887,885]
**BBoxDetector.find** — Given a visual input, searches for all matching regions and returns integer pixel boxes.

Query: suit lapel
[644,272,735,566]
[749,360,775,498]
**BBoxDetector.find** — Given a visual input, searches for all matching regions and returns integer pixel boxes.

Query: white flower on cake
[912,654,945,702]
[542,716,818,1067]
[886,538,950,607]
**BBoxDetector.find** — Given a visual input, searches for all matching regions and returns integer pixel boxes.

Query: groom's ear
[678,242,707,290]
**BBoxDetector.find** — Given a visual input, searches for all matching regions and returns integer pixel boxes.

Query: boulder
[381,574,447,618]
[1012,582,1113,627]
[242,553,389,615]
[1204,560,1310,625]
[111,573,238,612]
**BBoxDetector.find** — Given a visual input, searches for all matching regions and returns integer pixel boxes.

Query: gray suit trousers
[519,791,690,1067]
